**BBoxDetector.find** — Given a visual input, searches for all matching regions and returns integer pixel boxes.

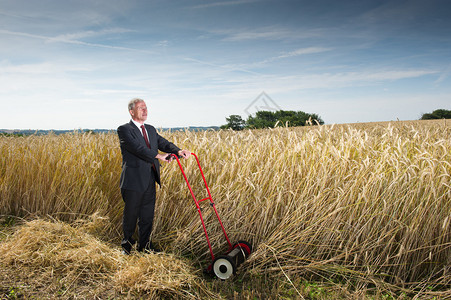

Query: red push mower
[168,153,252,280]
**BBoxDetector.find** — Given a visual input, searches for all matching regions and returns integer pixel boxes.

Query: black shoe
[138,242,161,253]
[121,239,136,255]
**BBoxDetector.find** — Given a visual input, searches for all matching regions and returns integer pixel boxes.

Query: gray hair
[128,98,144,111]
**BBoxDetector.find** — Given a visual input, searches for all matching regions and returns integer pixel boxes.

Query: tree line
[221,108,451,131]
[420,109,451,120]
[221,110,324,130]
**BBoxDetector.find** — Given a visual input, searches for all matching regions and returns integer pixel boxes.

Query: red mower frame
[168,153,252,279]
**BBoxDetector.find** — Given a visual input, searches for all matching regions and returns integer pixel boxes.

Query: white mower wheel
[212,255,236,280]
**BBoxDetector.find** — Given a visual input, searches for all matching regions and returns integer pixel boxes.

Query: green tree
[221,115,246,130]
[420,109,451,120]
[246,111,277,129]
[246,110,324,129]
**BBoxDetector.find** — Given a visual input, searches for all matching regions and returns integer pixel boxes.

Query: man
[117,98,191,254]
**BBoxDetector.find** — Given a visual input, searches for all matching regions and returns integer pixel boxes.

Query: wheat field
[0,119,450,299]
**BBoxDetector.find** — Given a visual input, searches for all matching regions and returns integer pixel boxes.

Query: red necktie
[141,125,150,148]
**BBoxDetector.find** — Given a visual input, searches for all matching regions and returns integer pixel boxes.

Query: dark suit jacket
[117,121,180,191]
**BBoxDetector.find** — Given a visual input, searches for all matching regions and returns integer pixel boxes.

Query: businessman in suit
[117,98,191,254]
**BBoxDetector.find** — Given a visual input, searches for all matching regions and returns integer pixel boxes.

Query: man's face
[130,101,148,123]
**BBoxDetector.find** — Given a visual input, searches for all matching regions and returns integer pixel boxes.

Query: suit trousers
[121,170,157,250]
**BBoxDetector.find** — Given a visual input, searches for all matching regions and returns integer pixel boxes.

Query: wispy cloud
[434,62,451,85]
[277,47,332,58]
[0,61,82,74]
[156,40,169,47]
[220,27,292,41]
[209,68,440,97]
[0,28,151,53]
[255,47,332,65]
[0,11,25,19]
[191,0,260,9]
[223,47,333,69]
[50,28,133,42]
[0,29,46,40]
[183,57,261,75]
[361,69,438,81]
[281,69,439,90]
[216,26,325,42]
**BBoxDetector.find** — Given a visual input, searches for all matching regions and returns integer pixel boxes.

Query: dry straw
[0,215,210,298]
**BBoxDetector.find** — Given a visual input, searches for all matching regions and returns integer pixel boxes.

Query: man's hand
[178,150,191,159]
[156,150,190,163]
[156,153,173,162]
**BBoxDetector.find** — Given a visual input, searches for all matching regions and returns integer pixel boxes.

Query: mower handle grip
[166,152,195,160]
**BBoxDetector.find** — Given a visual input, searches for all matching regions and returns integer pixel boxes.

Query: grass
[0,119,450,299]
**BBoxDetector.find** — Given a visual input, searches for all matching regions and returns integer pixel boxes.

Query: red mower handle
[167,152,233,261]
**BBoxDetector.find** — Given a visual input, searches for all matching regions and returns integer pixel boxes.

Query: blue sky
[1,0,450,130]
